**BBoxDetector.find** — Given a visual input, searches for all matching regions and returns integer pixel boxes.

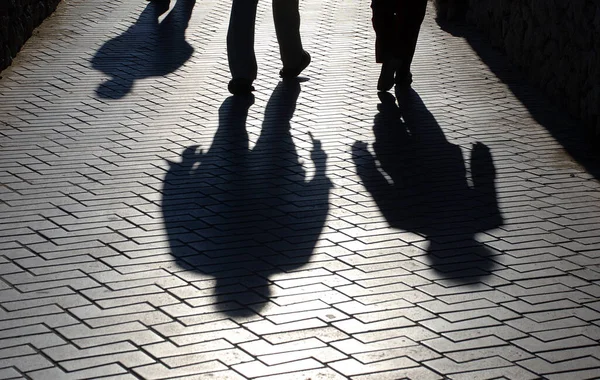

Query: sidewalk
[1,0,600,379]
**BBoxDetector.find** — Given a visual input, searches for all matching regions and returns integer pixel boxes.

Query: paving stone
[440,305,520,322]
[59,351,155,372]
[0,332,66,350]
[446,366,539,380]
[95,292,180,308]
[423,356,514,376]
[161,347,252,367]
[0,312,78,330]
[72,329,164,349]
[351,367,443,380]
[419,298,498,314]
[233,358,324,378]
[545,368,600,380]
[420,316,502,333]
[524,307,600,323]
[264,327,349,345]
[356,306,435,323]
[259,347,346,366]
[169,326,258,346]
[539,346,600,362]
[353,344,441,363]
[532,325,600,341]
[266,307,348,325]
[255,368,347,380]
[0,354,54,373]
[245,318,328,336]
[0,345,36,359]
[27,364,130,380]
[502,299,582,314]
[518,356,600,377]
[153,319,239,337]
[0,368,23,379]
[445,346,534,363]
[330,357,419,377]
[423,335,509,354]
[2,0,600,378]
[512,335,598,354]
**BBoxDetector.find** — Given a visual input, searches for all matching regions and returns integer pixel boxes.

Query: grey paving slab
[1,0,600,378]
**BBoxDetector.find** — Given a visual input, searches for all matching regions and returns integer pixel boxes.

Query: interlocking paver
[2,0,600,378]
[233,358,323,378]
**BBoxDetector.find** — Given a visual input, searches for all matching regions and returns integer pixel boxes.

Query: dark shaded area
[162,81,332,316]
[92,0,195,99]
[431,0,468,22]
[0,0,63,72]
[437,18,600,179]
[352,89,503,283]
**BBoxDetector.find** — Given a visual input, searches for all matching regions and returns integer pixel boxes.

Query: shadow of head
[425,236,499,284]
[96,77,134,100]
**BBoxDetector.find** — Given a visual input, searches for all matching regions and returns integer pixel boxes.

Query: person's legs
[395,0,427,86]
[227,0,259,92]
[273,0,310,78]
[372,0,400,91]
[273,0,302,68]
[371,0,397,63]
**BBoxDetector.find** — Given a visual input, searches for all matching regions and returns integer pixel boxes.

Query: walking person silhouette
[371,0,427,92]
[227,0,311,95]
[352,90,503,281]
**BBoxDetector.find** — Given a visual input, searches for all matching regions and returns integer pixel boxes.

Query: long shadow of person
[352,89,503,284]
[162,81,332,316]
[92,0,195,99]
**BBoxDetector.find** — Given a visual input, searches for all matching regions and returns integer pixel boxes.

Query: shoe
[280,51,311,79]
[376,91,399,115]
[377,91,396,106]
[228,79,255,95]
[377,59,399,92]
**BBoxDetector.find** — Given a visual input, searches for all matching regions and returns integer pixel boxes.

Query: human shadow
[162,80,332,316]
[352,89,503,283]
[436,18,600,179]
[92,0,195,99]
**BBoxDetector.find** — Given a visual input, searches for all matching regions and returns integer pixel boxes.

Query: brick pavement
[1,0,600,379]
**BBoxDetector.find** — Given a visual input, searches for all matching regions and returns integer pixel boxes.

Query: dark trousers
[228,0,303,81]
[371,0,427,73]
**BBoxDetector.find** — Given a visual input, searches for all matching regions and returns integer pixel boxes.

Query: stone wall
[464,0,600,137]
[0,0,62,72]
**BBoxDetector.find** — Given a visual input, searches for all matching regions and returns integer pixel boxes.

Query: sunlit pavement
[1,0,600,379]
